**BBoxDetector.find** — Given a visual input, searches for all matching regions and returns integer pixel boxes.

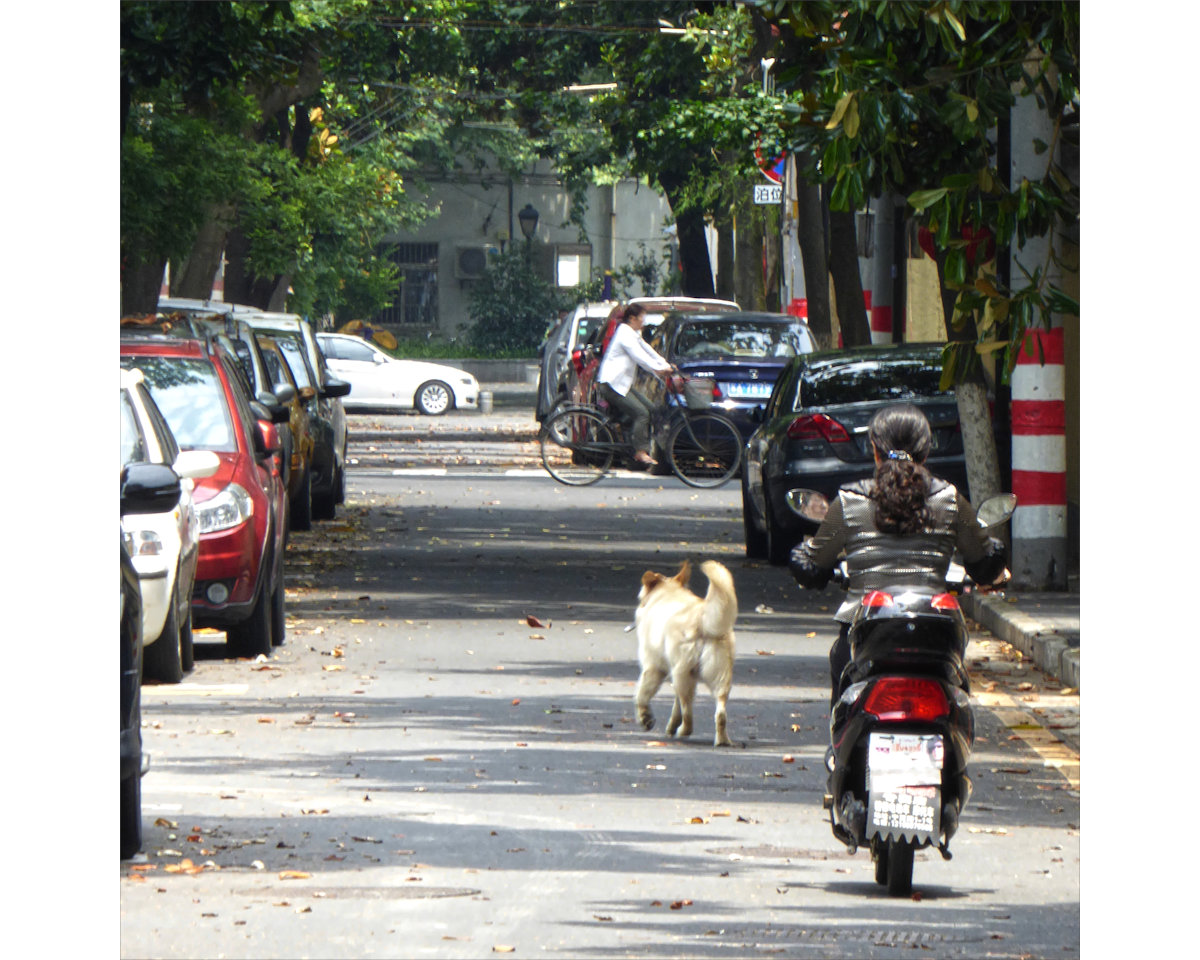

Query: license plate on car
[725,381,772,399]
[867,733,944,841]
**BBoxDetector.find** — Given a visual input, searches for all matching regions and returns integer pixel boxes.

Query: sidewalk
[401,379,1084,692]
[960,573,1080,690]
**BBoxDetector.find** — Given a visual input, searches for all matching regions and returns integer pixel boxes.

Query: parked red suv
[120,335,289,657]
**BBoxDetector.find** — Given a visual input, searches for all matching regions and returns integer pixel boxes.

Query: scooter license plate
[867,733,944,841]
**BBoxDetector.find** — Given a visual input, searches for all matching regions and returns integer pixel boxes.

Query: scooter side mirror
[976,493,1017,530]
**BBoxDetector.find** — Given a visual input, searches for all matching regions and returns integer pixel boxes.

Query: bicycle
[538,375,743,488]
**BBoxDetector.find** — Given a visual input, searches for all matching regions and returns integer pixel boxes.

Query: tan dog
[634,560,737,747]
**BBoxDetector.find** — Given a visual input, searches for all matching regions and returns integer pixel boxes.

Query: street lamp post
[517,203,539,263]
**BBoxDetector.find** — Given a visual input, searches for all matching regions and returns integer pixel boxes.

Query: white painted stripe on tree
[1012,434,1066,471]
[1013,503,1067,539]
[1011,363,1065,400]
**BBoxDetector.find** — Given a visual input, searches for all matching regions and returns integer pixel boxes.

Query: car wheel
[144,589,183,684]
[764,495,793,566]
[120,685,142,859]
[742,478,768,559]
[313,480,336,521]
[179,599,194,675]
[227,574,273,658]
[290,468,312,531]
[270,573,286,647]
[416,380,453,416]
[334,447,347,505]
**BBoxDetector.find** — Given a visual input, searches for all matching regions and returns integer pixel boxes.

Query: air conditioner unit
[455,244,499,280]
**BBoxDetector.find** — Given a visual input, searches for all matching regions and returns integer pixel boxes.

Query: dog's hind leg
[635,666,666,731]
[668,668,696,738]
[666,696,683,737]
[711,689,732,746]
[705,670,733,746]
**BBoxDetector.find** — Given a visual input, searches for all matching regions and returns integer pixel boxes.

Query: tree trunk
[122,253,167,317]
[935,249,1002,506]
[762,204,781,311]
[674,207,715,298]
[733,199,762,310]
[172,202,237,300]
[223,227,278,309]
[715,213,735,301]
[795,181,832,347]
[827,201,871,347]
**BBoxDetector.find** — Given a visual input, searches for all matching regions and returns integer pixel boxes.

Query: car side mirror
[321,378,352,399]
[121,462,181,515]
[273,383,297,405]
[255,420,282,459]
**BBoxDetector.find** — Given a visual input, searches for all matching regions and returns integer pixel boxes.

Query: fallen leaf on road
[155,818,178,829]
[525,615,548,628]
[782,755,795,763]
[754,604,774,614]
[493,947,516,954]
[594,915,613,922]
[806,631,817,638]
[529,634,545,640]
[669,900,693,910]
[279,871,310,880]
[756,649,774,656]
[689,816,707,824]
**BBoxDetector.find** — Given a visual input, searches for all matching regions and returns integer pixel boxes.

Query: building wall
[377,158,673,338]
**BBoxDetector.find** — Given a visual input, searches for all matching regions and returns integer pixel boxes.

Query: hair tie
[886,450,912,461]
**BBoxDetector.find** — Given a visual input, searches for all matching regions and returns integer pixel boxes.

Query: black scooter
[786,490,1016,895]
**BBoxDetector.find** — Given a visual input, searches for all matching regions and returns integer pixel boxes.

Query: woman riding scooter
[788,403,1009,707]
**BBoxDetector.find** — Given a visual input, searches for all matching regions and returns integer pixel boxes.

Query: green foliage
[759,0,1079,379]
[465,247,576,353]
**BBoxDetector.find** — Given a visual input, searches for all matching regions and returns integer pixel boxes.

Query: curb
[961,592,1080,690]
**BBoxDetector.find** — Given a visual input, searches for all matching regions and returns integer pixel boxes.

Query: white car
[317,333,479,415]
[120,368,219,683]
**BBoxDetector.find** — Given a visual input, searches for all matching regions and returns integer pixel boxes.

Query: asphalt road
[119,414,1080,959]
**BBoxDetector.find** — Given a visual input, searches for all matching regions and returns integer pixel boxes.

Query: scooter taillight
[861,591,894,608]
[931,593,959,611]
[862,677,950,722]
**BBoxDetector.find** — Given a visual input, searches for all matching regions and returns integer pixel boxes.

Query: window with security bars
[371,243,439,326]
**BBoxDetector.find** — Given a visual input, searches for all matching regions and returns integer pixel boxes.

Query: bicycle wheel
[668,411,743,488]
[540,407,616,485]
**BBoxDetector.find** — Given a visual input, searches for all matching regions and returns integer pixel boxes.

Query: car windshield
[121,356,237,452]
[675,320,814,360]
[277,337,315,389]
[120,391,146,467]
[797,356,949,409]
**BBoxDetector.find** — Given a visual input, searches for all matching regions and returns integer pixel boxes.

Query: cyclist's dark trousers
[598,382,655,454]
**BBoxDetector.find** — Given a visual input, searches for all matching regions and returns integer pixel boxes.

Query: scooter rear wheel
[885,839,914,896]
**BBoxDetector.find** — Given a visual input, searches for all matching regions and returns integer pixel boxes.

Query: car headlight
[196,483,254,534]
[124,529,165,557]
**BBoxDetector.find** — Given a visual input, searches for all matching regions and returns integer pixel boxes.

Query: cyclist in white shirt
[597,303,675,465]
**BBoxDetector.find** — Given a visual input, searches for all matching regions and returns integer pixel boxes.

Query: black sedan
[635,312,817,460]
[742,342,979,565]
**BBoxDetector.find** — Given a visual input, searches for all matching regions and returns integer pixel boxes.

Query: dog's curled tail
[699,560,737,637]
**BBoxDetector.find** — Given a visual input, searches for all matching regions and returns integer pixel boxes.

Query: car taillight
[931,593,960,611]
[570,349,584,374]
[786,413,852,443]
[862,677,950,722]
[710,381,723,401]
[861,591,894,608]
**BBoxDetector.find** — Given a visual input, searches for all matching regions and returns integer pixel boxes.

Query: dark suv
[742,342,988,565]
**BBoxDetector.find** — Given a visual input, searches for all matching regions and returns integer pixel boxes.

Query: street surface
[120,409,1080,959]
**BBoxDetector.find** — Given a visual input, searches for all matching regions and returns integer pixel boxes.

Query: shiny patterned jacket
[788,477,1006,624]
